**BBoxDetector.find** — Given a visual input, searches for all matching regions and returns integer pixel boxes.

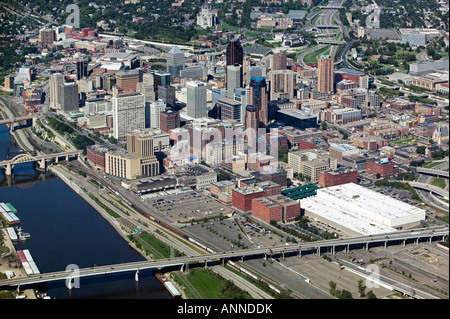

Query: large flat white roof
[301,183,426,235]
[318,183,425,221]
[301,197,397,235]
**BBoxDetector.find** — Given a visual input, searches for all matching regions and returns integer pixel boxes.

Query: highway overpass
[0,225,447,288]
[416,167,449,179]
[409,181,449,200]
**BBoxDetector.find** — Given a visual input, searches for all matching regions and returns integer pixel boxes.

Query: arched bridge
[0,151,82,175]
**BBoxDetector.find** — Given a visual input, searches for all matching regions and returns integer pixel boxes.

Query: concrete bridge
[317,39,345,45]
[409,181,449,200]
[0,151,82,175]
[0,225,446,291]
[416,167,449,179]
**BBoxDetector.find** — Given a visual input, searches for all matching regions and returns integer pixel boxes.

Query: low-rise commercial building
[318,169,358,187]
[252,195,300,223]
[301,183,426,236]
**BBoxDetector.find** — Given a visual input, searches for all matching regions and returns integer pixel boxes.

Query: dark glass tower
[249,77,268,128]
[226,39,244,66]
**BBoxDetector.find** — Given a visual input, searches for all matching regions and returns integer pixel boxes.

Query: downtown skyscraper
[248,77,269,128]
[186,80,207,119]
[226,39,244,66]
[317,54,334,94]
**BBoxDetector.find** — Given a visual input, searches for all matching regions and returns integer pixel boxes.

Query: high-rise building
[272,52,287,71]
[58,82,79,112]
[160,109,180,133]
[216,97,241,121]
[226,64,243,99]
[75,56,88,81]
[39,29,55,48]
[245,105,259,151]
[166,46,185,77]
[136,72,156,103]
[186,80,207,119]
[112,90,146,141]
[245,66,264,86]
[248,77,269,127]
[106,130,160,179]
[317,54,334,94]
[50,73,64,109]
[226,40,244,66]
[150,99,166,129]
[268,69,296,100]
[157,84,176,107]
[116,71,141,93]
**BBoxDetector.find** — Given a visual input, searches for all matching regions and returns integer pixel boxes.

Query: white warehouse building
[301,183,426,236]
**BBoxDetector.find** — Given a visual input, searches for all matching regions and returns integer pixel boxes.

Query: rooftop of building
[211,180,235,187]
[233,185,264,195]
[328,183,425,218]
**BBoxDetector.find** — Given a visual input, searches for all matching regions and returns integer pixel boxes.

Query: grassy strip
[380,263,419,282]
[436,214,449,224]
[225,265,293,299]
[128,232,184,259]
[303,45,331,64]
[431,178,447,189]
[88,194,120,218]
[423,284,448,297]
[100,195,130,216]
[172,268,253,299]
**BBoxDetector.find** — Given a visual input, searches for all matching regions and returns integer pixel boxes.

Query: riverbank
[48,164,186,298]
[0,229,37,299]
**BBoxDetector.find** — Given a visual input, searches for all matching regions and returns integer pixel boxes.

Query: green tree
[357,279,366,298]
[416,146,426,154]
[366,290,377,299]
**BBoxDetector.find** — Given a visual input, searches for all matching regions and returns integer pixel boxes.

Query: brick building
[318,170,358,187]
[366,158,394,178]
[251,195,300,223]
[232,186,264,212]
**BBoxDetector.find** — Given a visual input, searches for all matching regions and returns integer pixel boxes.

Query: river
[0,123,172,299]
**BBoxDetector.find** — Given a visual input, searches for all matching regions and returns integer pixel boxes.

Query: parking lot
[144,190,233,223]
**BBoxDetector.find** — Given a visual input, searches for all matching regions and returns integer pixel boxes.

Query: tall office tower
[248,77,269,127]
[317,54,334,94]
[75,56,88,81]
[226,39,244,66]
[268,69,296,100]
[186,80,207,119]
[226,64,243,99]
[136,73,156,103]
[50,73,64,109]
[212,86,227,106]
[126,130,160,176]
[39,29,55,48]
[157,84,176,107]
[116,71,141,93]
[112,90,146,141]
[272,52,287,71]
[245,105,259,151]
[245,66,263,86]
[166,46,185,77]
[153,71,171,98]
[58,83,79,112]
[150,99,166,129]
[160,109,180,133]
[233,87,248,123]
